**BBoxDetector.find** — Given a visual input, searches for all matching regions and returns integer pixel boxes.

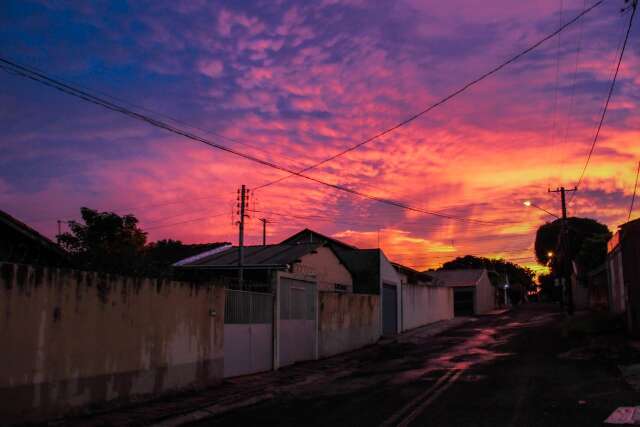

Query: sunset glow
[1,0,639,273]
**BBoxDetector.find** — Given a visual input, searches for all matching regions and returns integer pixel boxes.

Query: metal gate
[224,289,273,378]
[382,284,398,336]
[278,278,317,367]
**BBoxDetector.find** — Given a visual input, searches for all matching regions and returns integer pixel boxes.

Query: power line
[0,57,503,226]
[253,0,606,192]
[571,0,636,198]
[144,212,228,230]
[629,160,640,221]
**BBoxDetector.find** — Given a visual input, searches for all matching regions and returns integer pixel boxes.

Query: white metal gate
[224,289,273,378]
[278,277,317,367]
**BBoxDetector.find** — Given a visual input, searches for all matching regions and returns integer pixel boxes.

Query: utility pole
[237,185,249,290]
[259,217,269,246]
[549,186,577,315]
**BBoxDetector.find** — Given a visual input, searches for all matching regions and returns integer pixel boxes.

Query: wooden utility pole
[259,218,269,246]
[237,185,249,289]
[549,186,577,315]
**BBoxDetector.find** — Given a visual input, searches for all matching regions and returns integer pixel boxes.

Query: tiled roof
[429,269,487,288]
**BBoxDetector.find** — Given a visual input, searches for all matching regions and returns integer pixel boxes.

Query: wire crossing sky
[1,0,638,272]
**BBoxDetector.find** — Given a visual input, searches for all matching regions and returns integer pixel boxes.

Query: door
[224,289,273,378]
[453,288,475,316]
[382,284,398,336]
[278,278,317,367]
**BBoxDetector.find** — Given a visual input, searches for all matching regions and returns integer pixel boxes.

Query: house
[0,210,68,266]
[393,263,454,331]
[429,269,495,316]
[173,241,353,374]
[607,218,640,334]
[281,229,403,336]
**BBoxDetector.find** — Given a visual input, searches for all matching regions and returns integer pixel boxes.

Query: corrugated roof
[174,242,323,269]
[280,228,358,250]
[430,269,486,288]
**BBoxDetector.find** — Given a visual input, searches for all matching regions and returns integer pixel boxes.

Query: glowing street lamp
[523,200,559,219]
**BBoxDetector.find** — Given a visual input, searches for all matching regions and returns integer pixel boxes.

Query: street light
[523,200,559,219]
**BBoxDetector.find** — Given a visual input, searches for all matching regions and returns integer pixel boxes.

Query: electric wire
[252,0,607,192]
[570,1,636,199]
[0,57,502,226]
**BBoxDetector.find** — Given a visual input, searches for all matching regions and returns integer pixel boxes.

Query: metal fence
[225,289,274,324]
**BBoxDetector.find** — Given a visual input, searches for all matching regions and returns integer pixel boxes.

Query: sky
[1,0,639,273]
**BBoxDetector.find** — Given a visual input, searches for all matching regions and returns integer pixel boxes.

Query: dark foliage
[534,217,611,274]
[57,207,147,274]
[57,208,229,276]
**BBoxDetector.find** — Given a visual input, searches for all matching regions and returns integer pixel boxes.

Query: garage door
[454,288,475,316]
[382,284,398,336]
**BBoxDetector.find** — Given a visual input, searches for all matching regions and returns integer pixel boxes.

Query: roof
[391,262,434,285]
[280,228,358,250]
[429,269,487,288]
[173,242,324,270]
[0,210,68,259]
[333,248,381,294]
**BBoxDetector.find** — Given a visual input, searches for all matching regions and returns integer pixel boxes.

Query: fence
[225,289,273,324]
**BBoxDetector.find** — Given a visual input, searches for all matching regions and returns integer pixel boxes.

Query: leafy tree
[534,217,611,274]
[57,207,147,274]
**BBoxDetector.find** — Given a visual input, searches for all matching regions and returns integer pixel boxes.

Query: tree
[57,207,147,274]
[534,217,611,275]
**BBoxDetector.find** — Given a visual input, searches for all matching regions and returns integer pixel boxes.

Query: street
[185,304,638,427]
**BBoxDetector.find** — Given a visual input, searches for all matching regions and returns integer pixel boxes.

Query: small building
[393,263,454,331]
[174,241,353,375]
[607,218,640,334]
[281,229,403,336]
[430,269,495,316]
[0,210,68,266]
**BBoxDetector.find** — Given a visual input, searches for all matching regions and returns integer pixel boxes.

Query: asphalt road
[188,304,640,427]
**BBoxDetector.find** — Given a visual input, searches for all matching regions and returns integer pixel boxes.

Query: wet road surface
[187,304,640,427]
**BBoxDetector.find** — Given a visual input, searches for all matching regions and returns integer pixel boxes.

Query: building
[281,229,403,336]
[607,218,640,334]
[393,263,454,331]
[0,210,68,266]
[174,241,353,375]
[429,269,495,316]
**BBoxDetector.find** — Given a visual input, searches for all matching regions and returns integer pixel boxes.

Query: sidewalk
[52,316,473,427]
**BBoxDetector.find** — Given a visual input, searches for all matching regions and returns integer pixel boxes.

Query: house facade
[607,218,640,334]
[430,269,495,316]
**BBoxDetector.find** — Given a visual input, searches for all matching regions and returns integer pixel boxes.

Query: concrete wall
[318,292,380,358]
[380,251,402,334]
[0,263,224,424]
[401,285,453,331]
[474,271,496,315]
[294,246,353,292]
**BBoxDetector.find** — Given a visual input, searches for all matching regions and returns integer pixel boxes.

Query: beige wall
[402,284,454,331]
[0,263,224,424]
[475,271,496,314]
[294,246,353,292]
[318,292,380,358]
